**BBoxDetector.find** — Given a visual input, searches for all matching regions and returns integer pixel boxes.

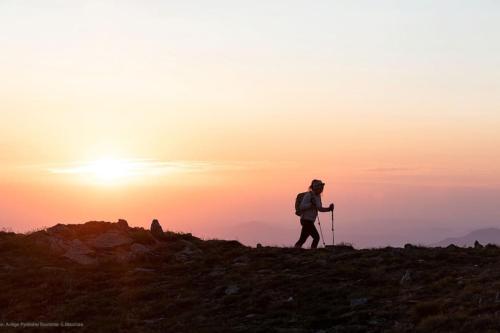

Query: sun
[50,158,141,185]
[86,159,135,183]
[49,158,199,185]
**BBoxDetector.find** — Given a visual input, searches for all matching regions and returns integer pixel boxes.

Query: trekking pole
[317,216,326,247]
[331,210,335,247]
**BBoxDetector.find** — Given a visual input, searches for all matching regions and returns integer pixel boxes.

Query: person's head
[152,219,159,225]
[309,179,325,195]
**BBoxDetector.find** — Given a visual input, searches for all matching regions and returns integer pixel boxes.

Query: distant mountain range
[433,228,500,247]
[208,223,500,249]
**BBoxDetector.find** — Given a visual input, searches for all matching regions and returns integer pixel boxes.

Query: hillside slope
[2,221,500,332]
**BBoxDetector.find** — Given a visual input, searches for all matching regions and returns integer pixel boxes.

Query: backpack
[295,192,309,216]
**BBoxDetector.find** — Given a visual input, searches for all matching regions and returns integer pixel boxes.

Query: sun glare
[48,158,210,185]
[50,158,142,185]
[87,159,135,182]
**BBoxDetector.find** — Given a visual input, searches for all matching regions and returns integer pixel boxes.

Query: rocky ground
[2,221,500,332]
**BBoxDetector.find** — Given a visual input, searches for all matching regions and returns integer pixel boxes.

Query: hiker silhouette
[294,179,334,249]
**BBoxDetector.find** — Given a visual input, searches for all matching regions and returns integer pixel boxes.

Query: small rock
[2,264,14,271]
[233,255,249,263]
[369,319,383,325]
[41,266,66,272]
[257,269,273,275]
[400,270,411,286]
[232,262,248,267]
[209,267,225,277]
[350,298,368,307]
[225,285,240,295]
[143,317,165,324]
[232,256,249,267]
[317,259,328,266]
[133,267,156,273]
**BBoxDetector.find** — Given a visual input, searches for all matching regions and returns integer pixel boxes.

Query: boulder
[27,221,159,265]
[225,285,240,295]
[87,230,133,249]
[46,224,69,234]
[46,224,75,238]
[130,243,151,255]
[150,220,165,240]
[117,219,129,229]
[46,236,69,253]
[175,240,202,262]
[63,239,95,265]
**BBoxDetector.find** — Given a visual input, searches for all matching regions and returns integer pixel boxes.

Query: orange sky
[1,1,500,247]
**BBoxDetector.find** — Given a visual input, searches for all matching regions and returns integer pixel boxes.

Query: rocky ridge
[27,220,158,265]
[2,221,500,332]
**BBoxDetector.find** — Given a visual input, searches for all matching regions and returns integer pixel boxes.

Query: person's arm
[317,197,334,212]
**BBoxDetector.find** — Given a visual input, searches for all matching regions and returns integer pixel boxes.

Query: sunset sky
[1,1,500,247]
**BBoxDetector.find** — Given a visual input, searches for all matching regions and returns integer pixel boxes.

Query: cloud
[49,159,210,176]
[47,159,289,177]
[363,167,423,174]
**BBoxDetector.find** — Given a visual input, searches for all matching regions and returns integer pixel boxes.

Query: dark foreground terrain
[2,221,500,333]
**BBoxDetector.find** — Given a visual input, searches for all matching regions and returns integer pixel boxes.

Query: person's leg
[310,223,320,248]
[294,220,312,248]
